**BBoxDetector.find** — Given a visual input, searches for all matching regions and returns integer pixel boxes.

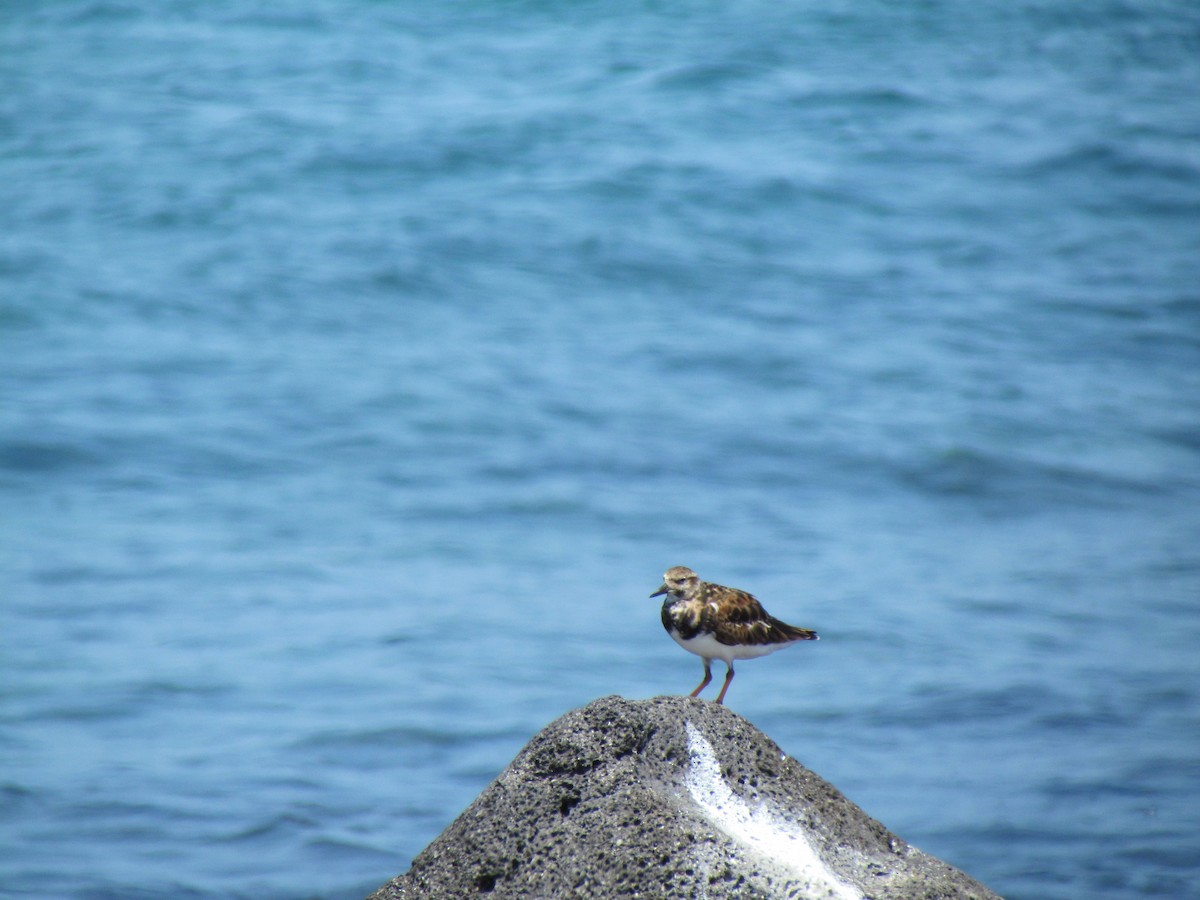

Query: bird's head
[650,566,701,600]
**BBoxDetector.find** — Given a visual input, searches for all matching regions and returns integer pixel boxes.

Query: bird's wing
[708,585,818,645]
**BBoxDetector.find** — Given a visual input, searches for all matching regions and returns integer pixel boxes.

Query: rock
[368,696,1000,899]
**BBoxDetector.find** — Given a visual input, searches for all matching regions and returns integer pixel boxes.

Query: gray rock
[368,696,1001,899]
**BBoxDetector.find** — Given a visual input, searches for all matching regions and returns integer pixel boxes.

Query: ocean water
[2,2,1199,898]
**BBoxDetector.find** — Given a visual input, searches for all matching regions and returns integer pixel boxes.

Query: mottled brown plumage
[651,566,818,704]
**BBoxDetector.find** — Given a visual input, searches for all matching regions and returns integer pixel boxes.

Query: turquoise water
[3,2,1199,898]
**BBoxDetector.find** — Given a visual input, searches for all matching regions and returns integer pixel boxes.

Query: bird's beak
[650,584,668,598]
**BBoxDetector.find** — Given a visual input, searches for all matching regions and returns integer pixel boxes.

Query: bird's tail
[781,623,819,641]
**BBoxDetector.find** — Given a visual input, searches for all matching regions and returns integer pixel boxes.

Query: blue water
[3,2,1199,898]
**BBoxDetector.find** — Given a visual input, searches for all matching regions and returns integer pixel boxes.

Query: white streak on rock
[685,722,862,900]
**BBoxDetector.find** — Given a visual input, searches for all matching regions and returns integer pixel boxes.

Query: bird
[650,565,818,704]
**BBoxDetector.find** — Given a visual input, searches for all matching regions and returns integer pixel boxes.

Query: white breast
[669,630,790,663]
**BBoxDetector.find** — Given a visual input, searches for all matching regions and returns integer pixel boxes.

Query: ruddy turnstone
[651,565,818,705]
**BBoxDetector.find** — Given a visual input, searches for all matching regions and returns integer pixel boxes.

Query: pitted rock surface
[368,696,1000,899]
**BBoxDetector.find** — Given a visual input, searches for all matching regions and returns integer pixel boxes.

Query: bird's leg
[714,662,735,705]
[689,660,713,697]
